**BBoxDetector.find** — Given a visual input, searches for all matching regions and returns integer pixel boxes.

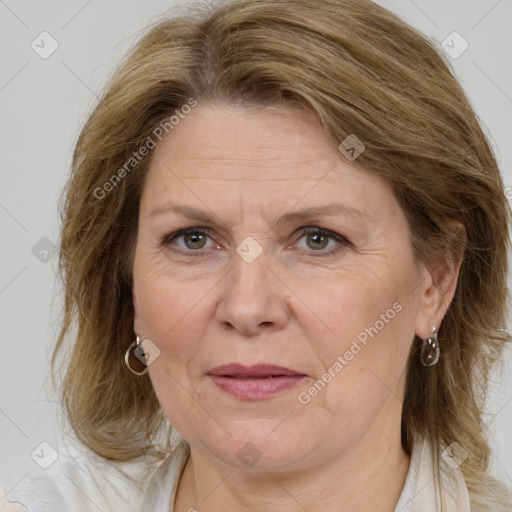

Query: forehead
[152,104,335,178]
[143,103,398,222]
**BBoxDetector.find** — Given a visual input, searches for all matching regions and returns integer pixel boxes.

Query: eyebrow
[149,202,370,226]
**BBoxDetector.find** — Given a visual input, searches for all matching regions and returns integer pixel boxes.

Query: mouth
[207,363,306,379]
[207,363,307,400]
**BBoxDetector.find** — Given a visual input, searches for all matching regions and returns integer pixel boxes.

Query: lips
[207,363,305,379]
[207,363,307,400]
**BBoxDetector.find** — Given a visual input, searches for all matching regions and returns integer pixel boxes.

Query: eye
[161,226,350,257]
[295,227,350,256]
[162,227,216,253]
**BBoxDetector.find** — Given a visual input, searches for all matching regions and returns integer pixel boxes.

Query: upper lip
[207,363,305,378]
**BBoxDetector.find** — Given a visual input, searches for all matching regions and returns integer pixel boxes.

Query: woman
[4,0,512,510]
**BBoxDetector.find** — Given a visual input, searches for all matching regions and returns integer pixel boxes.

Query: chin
[197,421,322,471]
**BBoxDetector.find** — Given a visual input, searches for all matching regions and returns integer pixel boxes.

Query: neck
[173,416,410,512]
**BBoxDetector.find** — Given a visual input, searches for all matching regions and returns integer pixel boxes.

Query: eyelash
[161,227,350,257]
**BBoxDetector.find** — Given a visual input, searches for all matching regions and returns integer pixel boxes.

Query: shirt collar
[395,435,471,512]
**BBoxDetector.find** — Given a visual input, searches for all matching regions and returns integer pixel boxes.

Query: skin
[132,103,464,512]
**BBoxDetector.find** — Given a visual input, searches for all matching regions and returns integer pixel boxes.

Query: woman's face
[132,103,433,471]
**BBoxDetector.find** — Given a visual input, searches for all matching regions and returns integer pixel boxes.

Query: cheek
[293,263,414,405]
[133,268,211,425]
[291,264,398,353]
[134,251,208,340]
[132,273,206,403]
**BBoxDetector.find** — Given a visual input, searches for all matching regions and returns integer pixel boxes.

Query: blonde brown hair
[53,0,512,508]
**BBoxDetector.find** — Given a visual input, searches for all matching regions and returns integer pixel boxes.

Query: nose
[215,249,290,337]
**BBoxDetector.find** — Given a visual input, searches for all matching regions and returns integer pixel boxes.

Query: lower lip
[208,375,306,400]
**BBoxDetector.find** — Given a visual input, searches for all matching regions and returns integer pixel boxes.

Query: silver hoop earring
[420,326,440,367]
[124,335,148,375]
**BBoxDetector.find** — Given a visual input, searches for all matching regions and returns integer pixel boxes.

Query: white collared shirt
[2,428,471,512]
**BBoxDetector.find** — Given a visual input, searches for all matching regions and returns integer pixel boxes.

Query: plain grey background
[1,0,511,499]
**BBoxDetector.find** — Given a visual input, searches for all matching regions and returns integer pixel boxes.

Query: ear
[415,221,466,339]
